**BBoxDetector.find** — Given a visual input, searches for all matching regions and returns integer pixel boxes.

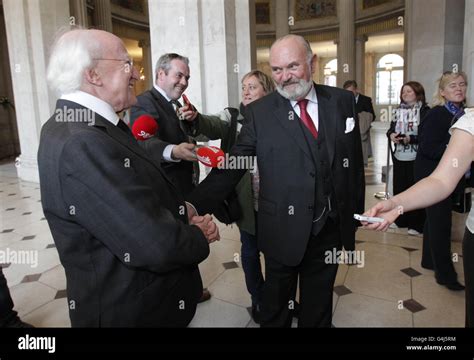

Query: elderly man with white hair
[37,29,219,327]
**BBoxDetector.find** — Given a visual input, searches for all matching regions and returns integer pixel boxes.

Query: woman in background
[234,70,274,324]
[196,70,275,323]
[413,71,467,291]
[387,81,429,235]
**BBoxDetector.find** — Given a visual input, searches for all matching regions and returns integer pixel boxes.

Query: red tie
[297,99,318,139]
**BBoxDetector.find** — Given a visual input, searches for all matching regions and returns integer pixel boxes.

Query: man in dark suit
[187,35,365,327]
[343,80,376,120]
[130,53,229,302]
[343,80,376,165]
[130,53,225,196]
[38,29,219,327]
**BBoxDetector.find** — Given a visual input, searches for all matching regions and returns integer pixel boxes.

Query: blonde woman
[194,70,275,323]
[411,71,468,291]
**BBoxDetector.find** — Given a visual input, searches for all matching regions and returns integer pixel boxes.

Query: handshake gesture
[186,203,220,243]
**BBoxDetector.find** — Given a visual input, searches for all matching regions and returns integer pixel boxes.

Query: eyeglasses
[93,58,134,72]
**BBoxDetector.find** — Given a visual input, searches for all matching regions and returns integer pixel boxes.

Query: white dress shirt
[290,85,319,131]
[60,91,119,125]
[153,84,180,162]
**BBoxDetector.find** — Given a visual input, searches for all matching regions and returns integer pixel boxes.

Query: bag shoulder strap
[224,107,239,151]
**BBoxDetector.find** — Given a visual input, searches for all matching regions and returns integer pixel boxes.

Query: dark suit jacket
[415,105,456,180]
[187,84,365,266]
[356,93,376,121]
[130,88,198,195]
[37,100,209,327]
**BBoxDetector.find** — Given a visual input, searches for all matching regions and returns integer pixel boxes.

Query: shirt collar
[154,84,173,103]
[290,84,318,108]
[60,91,120,125]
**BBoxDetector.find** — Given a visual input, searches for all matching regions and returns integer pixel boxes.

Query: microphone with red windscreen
[131,114,158,141]
[180,94,197,120]
[196,146,225,168]
[182,94,192,108]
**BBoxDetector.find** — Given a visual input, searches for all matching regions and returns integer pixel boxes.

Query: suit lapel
[272,94,313,162]
[55,100,181,195]
[93,115,172,175]
[150,88,171,112]
[315,85,337,166]
[150,88,187,137]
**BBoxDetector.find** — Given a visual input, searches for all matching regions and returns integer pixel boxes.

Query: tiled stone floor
[0,124,468,327]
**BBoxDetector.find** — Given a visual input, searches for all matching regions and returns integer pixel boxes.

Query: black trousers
[422,196,458,284]
[0,267,17,326]
[392,157,425,232]
[463,228,474,327]
[260,219,340,328]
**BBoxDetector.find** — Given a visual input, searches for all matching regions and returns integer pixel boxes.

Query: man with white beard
[187,34,365,327]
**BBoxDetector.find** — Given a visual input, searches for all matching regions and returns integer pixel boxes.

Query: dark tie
[170,100,199,184]
[297,99,318,139]
[170,100,182,112]
[117,119,133,137]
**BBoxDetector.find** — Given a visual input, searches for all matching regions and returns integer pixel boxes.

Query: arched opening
[375,53,404,105]
[323,59,338,87]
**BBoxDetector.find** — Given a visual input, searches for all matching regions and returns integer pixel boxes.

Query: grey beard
[276,79,313,101]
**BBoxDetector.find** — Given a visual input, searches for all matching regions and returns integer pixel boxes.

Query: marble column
[463,0,474,103]
[275,0,290,39]
[365,52,375,100]
[93,0,112,32]
[337,0,355,87]
[3,0,70,182]
[148,0,252,113]
[355,35,367,94]
[405,0,465,103]
[138,38,153,89]
[69,0,88,27]
[236,0,257,100]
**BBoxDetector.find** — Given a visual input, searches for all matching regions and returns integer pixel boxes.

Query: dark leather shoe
[2,315,34,328]
[251,304,261,324]
[198,288,211,303]
[421,263,434,270]
[437,280,465,291]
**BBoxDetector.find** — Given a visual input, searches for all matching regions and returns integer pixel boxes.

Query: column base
[16,155,39,183]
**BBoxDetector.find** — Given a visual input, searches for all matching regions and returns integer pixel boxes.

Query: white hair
[46,29,102,95]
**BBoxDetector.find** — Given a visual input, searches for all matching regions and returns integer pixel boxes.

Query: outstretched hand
[190,214,220,243]
[362,199,403,232]
[172,142,197,162]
